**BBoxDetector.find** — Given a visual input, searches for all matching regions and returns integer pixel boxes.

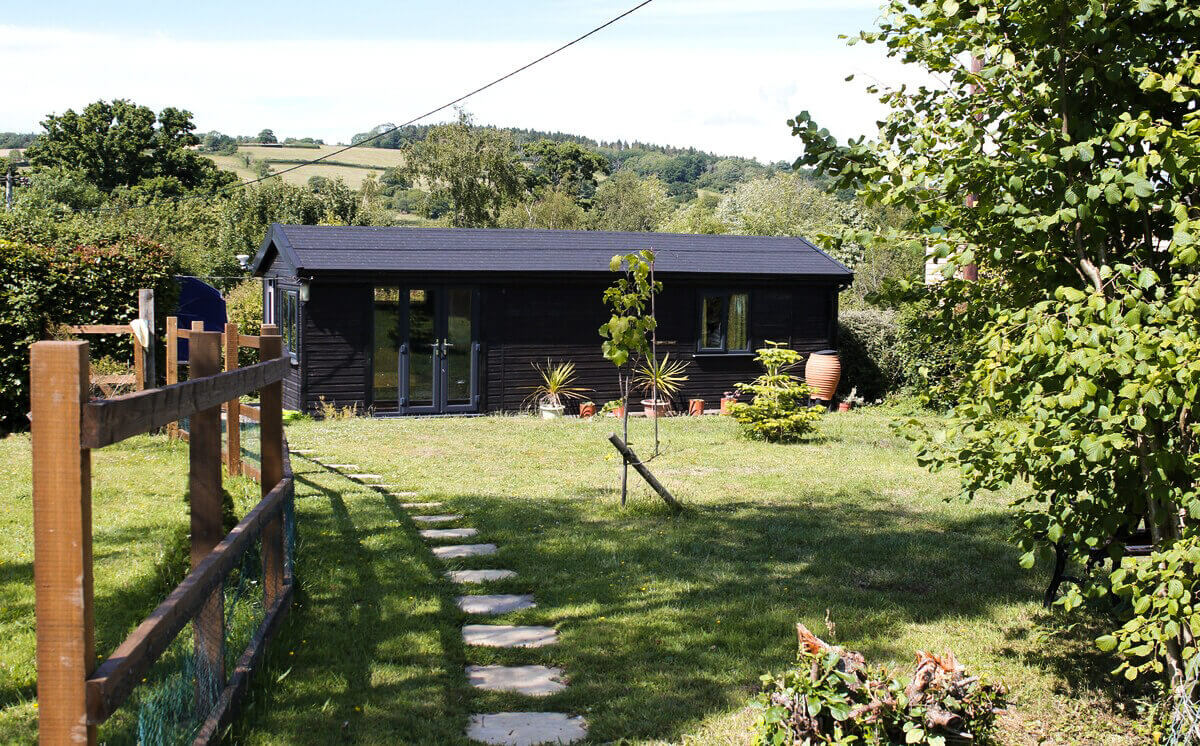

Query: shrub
[837,308,909,401]
[0,236,179,433]
[224,278,262,367]
[752,625,1005,745]
[728,343,823,442]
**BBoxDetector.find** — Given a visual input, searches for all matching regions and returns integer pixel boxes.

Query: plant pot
[641,399,673,418]
[838,401,852,412]
[539,403,565,419]
[610,405,626,419]
[804,350,841,402]
[688,398,705,416]
[578,402,596,419]
[720,396,737,415]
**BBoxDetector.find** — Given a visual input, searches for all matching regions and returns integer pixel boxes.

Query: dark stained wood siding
[300,283,371,412]
[257,270,841,416]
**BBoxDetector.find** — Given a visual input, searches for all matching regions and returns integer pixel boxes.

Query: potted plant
[688,398,705,416]
[838,386,857,412]
[579,400,597,419]
[634,353,690,418]
[720,390,738,415]
[601,400,624,418]
[525,360,590,419]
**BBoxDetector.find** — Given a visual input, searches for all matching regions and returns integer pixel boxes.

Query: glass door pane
[372,287,401,410]
[444,288,473,406]
[407,288,437,408]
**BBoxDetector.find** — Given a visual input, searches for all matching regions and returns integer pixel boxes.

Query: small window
[280,290,299,357]
[699,292,750,352]
[264,279,277,325]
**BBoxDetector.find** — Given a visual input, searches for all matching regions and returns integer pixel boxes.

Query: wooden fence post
[188,330,225,711]
[138,289,155,389]
[31,341,96,746]
[225,323,241,477]
[165,316,178,439]
[259,326,285,606]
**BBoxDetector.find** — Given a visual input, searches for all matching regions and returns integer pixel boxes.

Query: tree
[589,170,671,232]
[524,139,610,202]
[793,0,1200,691]
[401,111,528,227]
[25,99,234,193]
[715,171,877,267]
[498,188,587,230]
[257,128,278,144]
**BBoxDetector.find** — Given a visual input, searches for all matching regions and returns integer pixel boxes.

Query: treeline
[0,132,37,149]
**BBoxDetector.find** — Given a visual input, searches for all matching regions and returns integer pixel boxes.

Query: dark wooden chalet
[250,224,852,415]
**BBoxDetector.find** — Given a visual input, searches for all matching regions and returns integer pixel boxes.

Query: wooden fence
[166,317,270,480]
[30,325,294,745]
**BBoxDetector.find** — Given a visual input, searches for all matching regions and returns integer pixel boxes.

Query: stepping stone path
[467,665,567,696]
[420,528,478,540]
[300,450,586,744]
[432,543,497,559]
[456,594,536,614]
[414,503,586,745]
[413,514,464,524]
[466,713,587,746]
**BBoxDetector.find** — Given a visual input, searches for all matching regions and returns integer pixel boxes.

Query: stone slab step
[447,569,517,584]
[402,502,442,509]
[413,514,464,523]
[463,625,557,649]
[323,463,358,468]
[421,528,478,540]
[456,594,536,615]
[290,449,315,454]
[466,712,586,745]
[433,544,497,559]
[349,473,383,480]
[467,665,567,696]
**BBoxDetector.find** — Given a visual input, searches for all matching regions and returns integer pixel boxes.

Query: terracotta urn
[578,402,596,418]
[720,394,738,414]
[804,350,841,402]
[688,398,705,416]
[838,401,851,412]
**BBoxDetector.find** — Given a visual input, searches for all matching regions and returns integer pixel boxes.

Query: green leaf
[942,0,959,14]
[1019,551,1036,569]
[1096,634,1117,652]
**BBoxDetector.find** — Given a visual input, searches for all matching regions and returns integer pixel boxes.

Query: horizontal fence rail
[31,324,294,746]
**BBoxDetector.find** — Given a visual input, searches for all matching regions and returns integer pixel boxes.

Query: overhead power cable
[72,0,656,215]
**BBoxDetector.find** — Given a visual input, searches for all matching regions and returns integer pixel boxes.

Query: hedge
[0,237,179,433]
[836,308,910,401]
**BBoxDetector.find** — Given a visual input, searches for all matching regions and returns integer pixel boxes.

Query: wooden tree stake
[165,316,178,439]
[31,341,96,745]
[607,433,682,513]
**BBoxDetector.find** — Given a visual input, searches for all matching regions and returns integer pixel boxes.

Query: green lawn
[230,409,1145,745]
[0,410,1145,744]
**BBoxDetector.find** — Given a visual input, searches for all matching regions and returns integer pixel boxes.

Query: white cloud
[1,24,927,162]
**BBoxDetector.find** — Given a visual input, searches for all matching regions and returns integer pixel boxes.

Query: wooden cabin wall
[284,276,840,415]
[301,283,371,412]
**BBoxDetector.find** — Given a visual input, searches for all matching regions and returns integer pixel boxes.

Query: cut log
[795,623,865,678]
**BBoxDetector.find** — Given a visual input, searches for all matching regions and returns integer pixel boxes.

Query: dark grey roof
[252,223,852,279]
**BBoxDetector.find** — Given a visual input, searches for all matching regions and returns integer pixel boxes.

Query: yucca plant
[525,359,591,409]
[634,353,690,403]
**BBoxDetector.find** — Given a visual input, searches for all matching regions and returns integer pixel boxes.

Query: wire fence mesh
[1168,661,1200,746]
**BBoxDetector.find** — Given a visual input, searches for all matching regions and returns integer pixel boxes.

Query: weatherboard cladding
[259,224,853,278]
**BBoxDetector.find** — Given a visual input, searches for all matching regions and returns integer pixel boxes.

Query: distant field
[203,145,406,188]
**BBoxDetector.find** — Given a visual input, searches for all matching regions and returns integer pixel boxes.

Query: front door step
[466,665,566,696]
[466,712,586,746]
[462,625,556,648]
[456,594,535,615]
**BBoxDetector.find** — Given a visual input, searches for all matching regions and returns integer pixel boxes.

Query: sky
[1,0,928,163]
